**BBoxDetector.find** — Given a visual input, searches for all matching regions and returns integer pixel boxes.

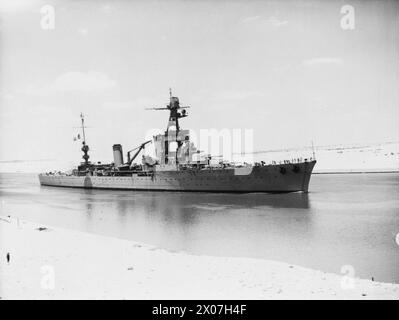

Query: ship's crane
[126,140,152,168]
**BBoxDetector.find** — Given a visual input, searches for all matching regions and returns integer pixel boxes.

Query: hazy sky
[0,0,398,165]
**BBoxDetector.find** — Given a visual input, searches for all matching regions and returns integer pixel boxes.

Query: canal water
[1,172,398,283]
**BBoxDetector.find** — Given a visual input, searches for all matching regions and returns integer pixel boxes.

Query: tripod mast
[145,90,190,165]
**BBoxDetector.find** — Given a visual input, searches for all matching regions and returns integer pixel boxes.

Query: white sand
[0,216,398,300]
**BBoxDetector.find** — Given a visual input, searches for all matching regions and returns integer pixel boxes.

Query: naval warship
[39,91,316,192]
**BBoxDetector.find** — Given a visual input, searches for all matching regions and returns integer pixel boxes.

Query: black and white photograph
[0,0,398,303]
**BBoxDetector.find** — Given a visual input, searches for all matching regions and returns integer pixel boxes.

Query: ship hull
[39,161,316,193]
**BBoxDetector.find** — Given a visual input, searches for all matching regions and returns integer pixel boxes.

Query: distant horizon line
[1,140,399,163]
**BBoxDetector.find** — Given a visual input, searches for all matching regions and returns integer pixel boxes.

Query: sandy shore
[0,216,398,300]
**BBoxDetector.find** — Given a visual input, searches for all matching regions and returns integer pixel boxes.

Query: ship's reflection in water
[77,189,313,262]
[1,173,399,283]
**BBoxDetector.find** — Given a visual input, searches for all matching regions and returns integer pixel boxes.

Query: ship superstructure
[39,91,316,192]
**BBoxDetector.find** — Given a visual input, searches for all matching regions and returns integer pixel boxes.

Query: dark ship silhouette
[39,91,316,192]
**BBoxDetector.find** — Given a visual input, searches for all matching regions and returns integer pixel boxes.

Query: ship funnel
[113,144,124,166]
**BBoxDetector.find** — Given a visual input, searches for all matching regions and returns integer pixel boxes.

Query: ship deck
[39,160,316,193]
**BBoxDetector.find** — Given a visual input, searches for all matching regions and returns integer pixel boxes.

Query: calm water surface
[1,173,398,283]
